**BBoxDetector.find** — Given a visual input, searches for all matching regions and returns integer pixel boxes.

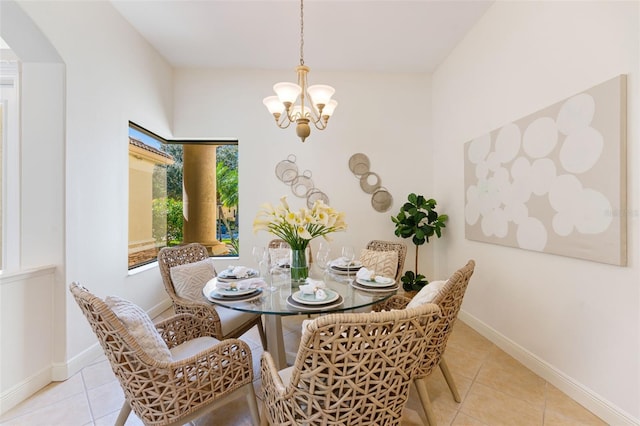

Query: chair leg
[115,401,131,426]
[414,377,437,426]
[257,316,268,350]
[245,383,261,425]
[439,356,461,402]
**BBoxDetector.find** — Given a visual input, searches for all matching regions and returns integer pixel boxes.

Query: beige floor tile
[93,409,144,426]
[451,411,490,425]
[461,382,544,426]
[86,380,126,420]
[475,347,546,409]
[449,321,495,353]
[423,368,472,412]
[544,384,607,425]
[0,393,92,426]
[445,343,489,380]
[81,358,117,390]
[0,373,85,422]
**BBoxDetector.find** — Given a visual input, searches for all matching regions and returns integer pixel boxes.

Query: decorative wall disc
[371,188,393,212]
[275,154,299,183]
[349,153,370,177]
[291,170,314,198]
[306,188,330,209]
[359,172,381,194]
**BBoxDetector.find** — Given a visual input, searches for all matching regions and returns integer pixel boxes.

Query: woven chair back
[157,243,210,299]
[416,259,476,378]
[264,304,441,425]
[365,240,408,282]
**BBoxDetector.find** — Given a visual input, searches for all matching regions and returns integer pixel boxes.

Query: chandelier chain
[299,0,305,66]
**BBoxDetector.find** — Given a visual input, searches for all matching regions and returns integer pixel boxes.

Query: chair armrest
[260,352,288,398]
[372,295,411,312]
[170,297,225,339]
[155,313,219,348]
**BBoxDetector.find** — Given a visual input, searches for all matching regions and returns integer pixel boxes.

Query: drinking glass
[341,246,356,281]
[315,246,330,279]
[252,246,266,267]
[253,246,276,291]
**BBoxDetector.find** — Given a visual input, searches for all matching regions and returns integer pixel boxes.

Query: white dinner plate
[330,266,362,275]
[355,277,396,288]
[350,281,399,293]
[208,288,263,302]
[291,289,339,305]
[330,260,362,270]
[211,287,259,297]
[286,295,344,311]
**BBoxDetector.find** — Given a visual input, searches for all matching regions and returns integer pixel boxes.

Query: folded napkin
[299,278,327,300]
[214,277,267,290]
[226,265,250,278]
[356,267,376,281]
[331,257,356,268]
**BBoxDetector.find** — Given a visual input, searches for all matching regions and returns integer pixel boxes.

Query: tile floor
[0,311,607,426]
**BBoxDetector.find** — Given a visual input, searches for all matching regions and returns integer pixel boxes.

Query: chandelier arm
[276,113,294,129]
[311,116,329,130]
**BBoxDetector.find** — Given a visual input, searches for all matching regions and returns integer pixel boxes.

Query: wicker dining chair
[365,239,407,282]
[69,282,260,426]
[158,243,267,349]
[260,303,442,426]
[374,259,476,425]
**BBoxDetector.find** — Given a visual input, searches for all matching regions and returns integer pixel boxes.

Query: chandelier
[263,0,337,142]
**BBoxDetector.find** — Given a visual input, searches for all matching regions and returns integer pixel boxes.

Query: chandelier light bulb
[263,96,285,116]
[274,82,302,106]
[307,84,335,108]
[321,99,338,117]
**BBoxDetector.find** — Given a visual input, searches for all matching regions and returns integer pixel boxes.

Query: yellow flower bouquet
[253,196,347,281]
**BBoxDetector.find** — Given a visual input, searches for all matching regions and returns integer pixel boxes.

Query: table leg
[264,315,286,369]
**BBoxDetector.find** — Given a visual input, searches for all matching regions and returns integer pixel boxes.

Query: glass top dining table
[205,269,399,369]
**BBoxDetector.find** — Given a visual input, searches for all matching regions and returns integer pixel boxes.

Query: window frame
[127,122,239,271]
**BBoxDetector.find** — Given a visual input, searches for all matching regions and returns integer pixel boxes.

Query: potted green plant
[391,193,448,292]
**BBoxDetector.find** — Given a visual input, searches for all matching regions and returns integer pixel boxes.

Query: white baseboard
[0,367,51,415]
[149,297,173,319]
[458,310,639,426]
[51,342,104,382]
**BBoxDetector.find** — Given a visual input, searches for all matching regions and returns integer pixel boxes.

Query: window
[128,123,239,269]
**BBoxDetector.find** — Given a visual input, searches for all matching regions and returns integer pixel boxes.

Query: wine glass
[252,246,266,269]
[316,245,331,279]
[341,245,355,281]
[253,246,276,292]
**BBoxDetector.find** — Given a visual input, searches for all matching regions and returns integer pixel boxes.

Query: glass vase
[290,248,309,285]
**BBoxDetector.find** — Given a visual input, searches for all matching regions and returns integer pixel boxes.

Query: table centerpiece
[253,196,347,284]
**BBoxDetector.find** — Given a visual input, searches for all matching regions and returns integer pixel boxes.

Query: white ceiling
[111,0,493,73]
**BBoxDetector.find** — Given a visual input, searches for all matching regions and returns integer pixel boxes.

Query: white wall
[1,0,175,411]
[173,69,434,271]
[432,1,639,423]
[3,0,636,422]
